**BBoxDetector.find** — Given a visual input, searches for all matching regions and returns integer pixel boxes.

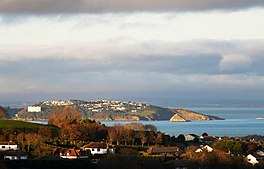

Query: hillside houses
[40,100,148,114]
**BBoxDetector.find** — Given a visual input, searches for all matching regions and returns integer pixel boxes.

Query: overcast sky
[0,0,264,104]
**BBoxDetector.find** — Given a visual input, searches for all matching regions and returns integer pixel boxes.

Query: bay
[102,108,264,137]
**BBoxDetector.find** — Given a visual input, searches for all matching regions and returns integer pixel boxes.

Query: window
[97,148,100,151]
[2,146,5,148]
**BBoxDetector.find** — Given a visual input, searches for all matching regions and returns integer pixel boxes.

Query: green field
[0,119,45,129]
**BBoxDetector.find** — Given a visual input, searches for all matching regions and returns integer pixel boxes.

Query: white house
[246,154,259,165]
[82,142,114,155]
[195,145,213,153]
[0,142,18,151]
[27,106,41,113]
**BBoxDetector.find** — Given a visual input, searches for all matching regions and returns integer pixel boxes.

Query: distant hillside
[0,106,8,119]
[14,100,223,122]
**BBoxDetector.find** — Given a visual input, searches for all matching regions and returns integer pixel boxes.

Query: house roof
[201,136,216,141]
[147,147,179,154]
[83,142,107,149]
[256,151,264,157]
[0,141,17,145]
[60,148,78,156]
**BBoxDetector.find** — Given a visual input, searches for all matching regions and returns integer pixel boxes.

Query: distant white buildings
[27,106,41,113]
[43,100,74,106]
[38,99,148,114]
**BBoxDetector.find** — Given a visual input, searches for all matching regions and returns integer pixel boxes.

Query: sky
[0,0,264,105]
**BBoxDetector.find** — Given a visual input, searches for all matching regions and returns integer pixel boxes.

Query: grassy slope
[0,119,45,129]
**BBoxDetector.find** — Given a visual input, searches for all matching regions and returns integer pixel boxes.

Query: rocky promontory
[13,100,223,122]
[169,109,224,122]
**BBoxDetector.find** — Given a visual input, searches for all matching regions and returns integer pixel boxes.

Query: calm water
[102,108,264,137]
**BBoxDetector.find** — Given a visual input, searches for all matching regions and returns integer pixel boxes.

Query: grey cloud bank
[1,39,264,102]
[0,0,264,14]
[1,40,263,75]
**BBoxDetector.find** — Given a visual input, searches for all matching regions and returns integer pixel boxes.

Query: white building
[82,142,115,155]
[27,106,41,113]
[246,154,259,165]
[195,145,213,153]
[0,142,18,151]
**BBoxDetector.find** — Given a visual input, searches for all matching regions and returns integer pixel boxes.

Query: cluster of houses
[0,138,264,168]
[53,142,115,160]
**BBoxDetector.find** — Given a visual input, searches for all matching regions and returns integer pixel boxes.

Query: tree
[1,128,14,141]
[48,106,82,127]
[17,132,26,151]
[124,123,145,131]
[144,124,157,132]
[37,126,52,140]
[122,128,132,145]
[247,143,258,154]
[108,125,123,145]
[155,132,163,145]
[25,133,37,152]
[139,131,148,146]
[0,106,8,119]
[233,142,243,154]
[202,132,208,137]
[177,134,186,142]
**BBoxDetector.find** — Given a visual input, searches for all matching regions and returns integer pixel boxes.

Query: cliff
[170,109,224,122]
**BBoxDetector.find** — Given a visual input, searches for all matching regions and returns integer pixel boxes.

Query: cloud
[0,0,264,14]
[0,40,263,76]
[219,55,252,72]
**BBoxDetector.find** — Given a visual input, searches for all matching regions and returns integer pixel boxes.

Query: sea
[101,108,264,137]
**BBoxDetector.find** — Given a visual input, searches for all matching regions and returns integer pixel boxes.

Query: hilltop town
[43,99,148,113]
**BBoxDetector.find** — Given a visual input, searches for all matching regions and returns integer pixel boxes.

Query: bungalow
[147,146,180,157]
[0,141,18,151]
[82,142,115,155]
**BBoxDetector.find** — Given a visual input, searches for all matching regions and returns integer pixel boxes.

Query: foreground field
[0,119,45,129]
